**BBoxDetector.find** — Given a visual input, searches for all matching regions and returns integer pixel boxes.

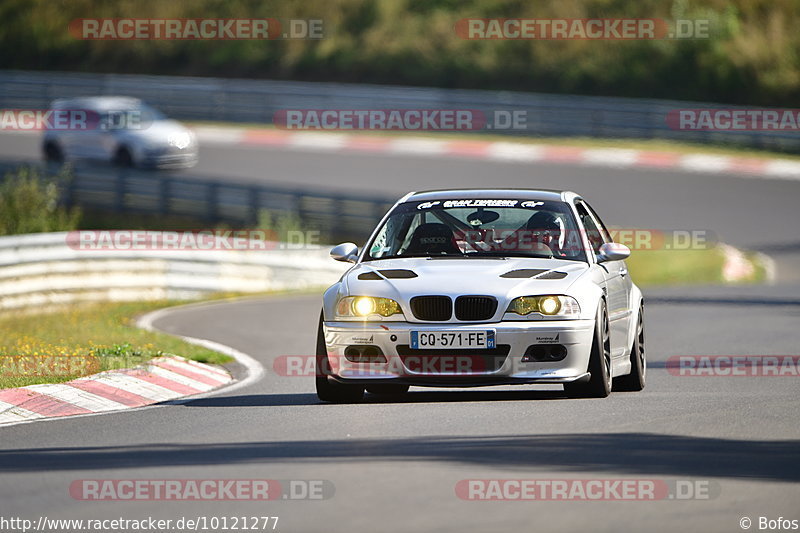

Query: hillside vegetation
[1,0,797,105]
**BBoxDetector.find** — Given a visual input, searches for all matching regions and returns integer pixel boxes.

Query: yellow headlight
[539,296,561,315]
[338,296,403,318]
[353,297,377,316]
[506,295,577,317]
[509,296,539,316]
[375,298,401,317]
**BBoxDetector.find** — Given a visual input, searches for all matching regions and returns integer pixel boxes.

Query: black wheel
[113,146,134,167]
[613,303,646,392]
[366,384,409,396]
[315,313,364,403]
[564,301,612,398]
[43,141,63,163]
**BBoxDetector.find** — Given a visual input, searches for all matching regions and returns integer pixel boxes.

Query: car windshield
[98,103,167,130]
[365,198,587,262]
[136,103,167,122]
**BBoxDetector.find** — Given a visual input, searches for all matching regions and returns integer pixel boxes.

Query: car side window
[575,202,607,255]
[580,201,612,242]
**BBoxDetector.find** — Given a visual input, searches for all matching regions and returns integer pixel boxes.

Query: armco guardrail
[0,161,396,243]
[0,232,348,310]
[0,70,797,152]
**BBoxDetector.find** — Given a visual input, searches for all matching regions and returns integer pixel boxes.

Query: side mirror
[330,242,359,263]
[597,242,631,263]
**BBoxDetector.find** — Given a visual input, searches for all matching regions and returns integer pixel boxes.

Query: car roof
[401,189,575,203]
[50,96,142,111]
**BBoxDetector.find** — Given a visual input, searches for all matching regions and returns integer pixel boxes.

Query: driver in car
[524,211,568,257]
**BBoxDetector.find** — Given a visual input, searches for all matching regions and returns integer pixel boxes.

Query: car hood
[344,257,588,301]
[122,119,194,145]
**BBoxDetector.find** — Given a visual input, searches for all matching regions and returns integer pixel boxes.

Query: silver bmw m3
[317,189,646,402]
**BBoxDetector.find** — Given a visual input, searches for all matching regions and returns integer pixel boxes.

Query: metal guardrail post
[206,182,219,222]
[115,170,127,211]
[159,176,171,215]
[248,184,260,224]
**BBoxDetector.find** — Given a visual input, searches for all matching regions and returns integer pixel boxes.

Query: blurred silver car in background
[42,96,197,169]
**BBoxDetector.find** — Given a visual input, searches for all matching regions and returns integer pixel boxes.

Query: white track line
[763,160,800,179]
[145,364,216,392]
[486,142,546,162]
[87,373,184,402]
[24,383,129,412]
[679,154,733,173]
[136,302,265,400]
[0,400,44,424]
[389,138,448,155]
[157,357,232,383]
[582,148,640,167]
[288,132,349,151]
[192,126,246,145]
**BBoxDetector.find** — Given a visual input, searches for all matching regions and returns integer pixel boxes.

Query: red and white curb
[194,126,800,181]
[0,355,233,426]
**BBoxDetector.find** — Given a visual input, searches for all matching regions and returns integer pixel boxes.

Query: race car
[42,96,198,169]
[317,189,645,402]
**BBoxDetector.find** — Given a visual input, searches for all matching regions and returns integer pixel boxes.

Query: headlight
[168,131,192,149]
[335,296,404,320]
[506,295,581,319]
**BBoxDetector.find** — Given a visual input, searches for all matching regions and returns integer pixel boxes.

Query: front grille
[455,296,498,321]
[410,296,452,321]
[397,345,511,373]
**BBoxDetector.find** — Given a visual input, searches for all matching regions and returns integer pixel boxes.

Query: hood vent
[537,271,568,280]
[380,269,418,279]
[357,269,418,280]
[500,269,567,280]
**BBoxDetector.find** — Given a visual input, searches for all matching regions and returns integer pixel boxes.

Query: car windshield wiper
[463,252,552,259]
[366,253,465,260]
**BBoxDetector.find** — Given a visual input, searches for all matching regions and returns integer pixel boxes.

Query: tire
[113,146,134,167]
[613,303,646,392]
[366,384,409,396]
[315,313,364,403]
[564,301,612,398]
[43,141,64,163]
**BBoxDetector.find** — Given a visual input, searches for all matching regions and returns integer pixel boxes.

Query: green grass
[0,300,234,390]
[626,245,765,287]
[626,247,725,287]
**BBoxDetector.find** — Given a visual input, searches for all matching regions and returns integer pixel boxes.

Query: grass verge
[0,300,234,390]
[626,245,765,287]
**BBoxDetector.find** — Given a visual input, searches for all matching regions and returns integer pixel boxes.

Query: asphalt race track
[0,131,799,532]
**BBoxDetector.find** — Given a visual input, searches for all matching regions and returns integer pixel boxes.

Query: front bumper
[322,319,595,387]
[141,149,198,169]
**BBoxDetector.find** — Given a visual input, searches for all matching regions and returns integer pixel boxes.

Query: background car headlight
[336,296,403,319]
[167,131,192,149]
[506,295,580,319]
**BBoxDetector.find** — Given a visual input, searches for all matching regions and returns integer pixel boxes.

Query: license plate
[410,330,495,350]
